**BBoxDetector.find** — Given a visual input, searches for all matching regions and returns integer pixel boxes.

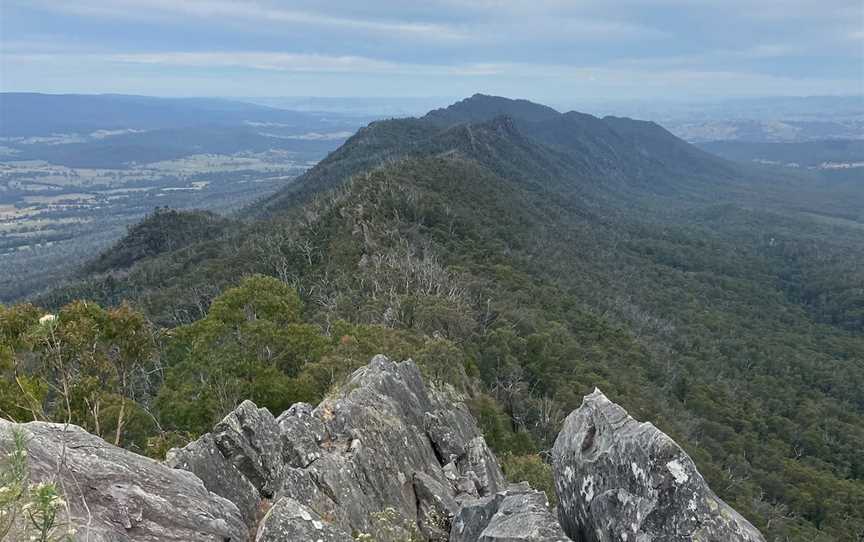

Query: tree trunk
[114,397,126,447]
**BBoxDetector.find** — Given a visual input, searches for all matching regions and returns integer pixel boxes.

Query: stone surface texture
[552,388,766,542]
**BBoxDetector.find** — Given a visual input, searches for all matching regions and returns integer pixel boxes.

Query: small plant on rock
[0,428,72,542]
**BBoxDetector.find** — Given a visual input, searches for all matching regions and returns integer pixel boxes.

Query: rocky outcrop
[173,354,565,541]
[0,354,558,542]
[1,361,767,542]
[552,389,766,542]
[414,471,459,540]
[212,400,284,498]
[0,418,247,542]
[478,488,571,542]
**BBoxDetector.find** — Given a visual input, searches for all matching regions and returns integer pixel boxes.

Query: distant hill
[423,93,561,126]
[0,93,341,137]
[0,92,367,168]
[5,125,343,168]
[699,139,864,168]
[83,208,234,274]
[252,94,739,217]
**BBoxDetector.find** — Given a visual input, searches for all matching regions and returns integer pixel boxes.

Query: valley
[0,151,316,301]
[0,93,367,301]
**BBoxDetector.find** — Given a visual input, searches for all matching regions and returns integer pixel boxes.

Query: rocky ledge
[1,357,766,542]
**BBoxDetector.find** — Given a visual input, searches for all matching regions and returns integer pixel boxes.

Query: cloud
[11,0,669,45]
[12,0,470,41]
[5,49,859,98]
[3,0,860,99]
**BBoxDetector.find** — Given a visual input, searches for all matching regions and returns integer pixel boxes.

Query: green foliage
[0,304,47,421]
[0,428,72,541]
[84,207,233,275]
[156,275,327,434]
[0,429,28,539]
[354,507,423,542]
[415,336,468,389]
[0,301,159,450]
[501,453,557,507]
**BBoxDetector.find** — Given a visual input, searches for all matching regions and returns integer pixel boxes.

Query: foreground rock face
[1,361,767,542]
[170,354,567,541]
[0,354,562,541]
[552,389,766,542]
[0,418,247,542]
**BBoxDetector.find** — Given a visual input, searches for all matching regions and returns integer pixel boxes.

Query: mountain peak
[423,94,561,127]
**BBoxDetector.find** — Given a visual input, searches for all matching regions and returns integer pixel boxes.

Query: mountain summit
[423,93,562,126]
[252,94,736,217]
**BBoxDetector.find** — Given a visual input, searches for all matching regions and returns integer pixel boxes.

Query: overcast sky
[1,0,862,102]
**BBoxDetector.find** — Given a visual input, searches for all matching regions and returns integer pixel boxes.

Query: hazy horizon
[2,1,862,101]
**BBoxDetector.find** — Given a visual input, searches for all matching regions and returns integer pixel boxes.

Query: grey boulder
[552,389,766,542]
[213,399,284,498]
[255,497,353,542]
[478,490,570,542]
[165,432,260,527]
[276,402,326,468]
[458,436,506,497]
[450,488,569,542]
[414,471,459,540]
[450,494,504,542]
[0,418,247,542]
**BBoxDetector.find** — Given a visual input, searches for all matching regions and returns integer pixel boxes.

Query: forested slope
[7,95,864,540]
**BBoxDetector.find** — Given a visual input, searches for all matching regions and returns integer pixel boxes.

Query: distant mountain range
[0,92,370,168]
[0,93,353,137]
[573,95,864,143]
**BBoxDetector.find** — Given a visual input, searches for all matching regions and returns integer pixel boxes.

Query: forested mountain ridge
[0,92,341,137]
[251,93,744,217]
[5,95,864,540]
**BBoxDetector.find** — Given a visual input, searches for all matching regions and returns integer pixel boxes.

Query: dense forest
[2,95,863,541]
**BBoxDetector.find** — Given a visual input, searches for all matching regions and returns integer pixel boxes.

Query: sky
[1,0,863,103]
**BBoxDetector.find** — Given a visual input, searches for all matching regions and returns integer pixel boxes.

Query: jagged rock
[165,432,260,527]
[303,453,372,531]
[450,494,504,542]
[458,436,506,496]
[0,418,246,542]
[424,399,480,462]
[310,355,450,532]
[255,497,353,542]
[413,471,459,540]
[276,402,326,468]
[479,490,570,541]
[4,355,566,542]
[442,461,479,499]
[552,389,766,542]
[274,466,343,524]
[450,488,568,542]
[213,399,283,498]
